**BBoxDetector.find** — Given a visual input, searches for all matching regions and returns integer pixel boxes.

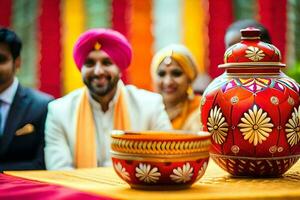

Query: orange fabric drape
[75,88,97,168]
[75,85,131,168]
[128,0,153,90]
[172,96,201,130]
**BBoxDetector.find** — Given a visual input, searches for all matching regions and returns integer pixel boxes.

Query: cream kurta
[45,82,172,170]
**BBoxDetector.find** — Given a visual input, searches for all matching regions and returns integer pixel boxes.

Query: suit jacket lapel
[0,84,31,156]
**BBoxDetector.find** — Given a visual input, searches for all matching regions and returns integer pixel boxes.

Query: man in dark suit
[0,27,53,171]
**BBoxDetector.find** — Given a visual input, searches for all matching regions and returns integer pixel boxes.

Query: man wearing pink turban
[44,29,171,169]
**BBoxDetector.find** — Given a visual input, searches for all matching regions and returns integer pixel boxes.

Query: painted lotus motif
[135,163,161,183]
[245,46,265,61]
[170,162,194,183]
[285,106,300,147]
[114,162,130,181]
[207,106,229,144]
[196,162,208,181]
[238,105,274,146]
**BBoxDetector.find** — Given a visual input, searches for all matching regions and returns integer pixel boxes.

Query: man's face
[0,43,18,89]
[81,50,120,98]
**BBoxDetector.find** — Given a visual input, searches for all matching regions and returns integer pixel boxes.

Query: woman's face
[153,58,190,105]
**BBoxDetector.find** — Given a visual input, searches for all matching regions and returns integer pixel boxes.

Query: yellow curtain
[62,0,85,94]
[183,0,209,74]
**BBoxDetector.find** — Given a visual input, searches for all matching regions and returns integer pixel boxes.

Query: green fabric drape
[286,0,300,84]
[12,0,38,88]
[85,0,111,29]
[153,0,181,51]
[233,0,257,20]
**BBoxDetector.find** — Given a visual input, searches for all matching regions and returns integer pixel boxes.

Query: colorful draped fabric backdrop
[0,0,298,98]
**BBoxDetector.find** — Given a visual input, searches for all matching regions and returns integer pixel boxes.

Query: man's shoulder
[126,85,161,98]
[22,87,53,103]
[125,85,163,103]
[48,88,83,109]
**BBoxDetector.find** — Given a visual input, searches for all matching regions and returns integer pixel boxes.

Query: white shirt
[0,78,18,133]
[89,94,115,166]
[45,81,172,169]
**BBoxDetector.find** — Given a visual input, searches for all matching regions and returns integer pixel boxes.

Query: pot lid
[219,27,285,68]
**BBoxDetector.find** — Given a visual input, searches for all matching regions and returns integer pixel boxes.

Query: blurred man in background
[225,19,271,48]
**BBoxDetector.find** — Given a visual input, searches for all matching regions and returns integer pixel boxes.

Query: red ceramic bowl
[111,130,211,190]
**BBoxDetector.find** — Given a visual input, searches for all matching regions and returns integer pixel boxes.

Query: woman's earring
[187,86,194,100]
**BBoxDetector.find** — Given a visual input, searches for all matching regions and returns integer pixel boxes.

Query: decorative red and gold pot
[201,28,300,177]
[110,130,210,189]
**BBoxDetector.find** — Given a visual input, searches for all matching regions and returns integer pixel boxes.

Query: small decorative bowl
[111,130,211,190]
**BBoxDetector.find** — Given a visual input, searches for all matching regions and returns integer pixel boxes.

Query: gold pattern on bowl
[111,131,211,155]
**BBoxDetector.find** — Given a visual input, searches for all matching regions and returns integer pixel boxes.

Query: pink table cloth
[0,173,115,200]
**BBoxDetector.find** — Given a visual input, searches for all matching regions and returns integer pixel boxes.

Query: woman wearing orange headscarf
[151,44,201,132]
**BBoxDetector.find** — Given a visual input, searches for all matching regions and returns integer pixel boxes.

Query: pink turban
[73,28,132,71]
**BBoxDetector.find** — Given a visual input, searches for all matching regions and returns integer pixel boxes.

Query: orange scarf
[74,84,131,168]
[171,95,201,130]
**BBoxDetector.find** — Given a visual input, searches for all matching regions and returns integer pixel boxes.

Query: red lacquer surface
[201,28,300,177]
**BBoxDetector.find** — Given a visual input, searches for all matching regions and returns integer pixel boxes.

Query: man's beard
[0,75,11,85]
[0,66,15,85]
[84,74,119,97]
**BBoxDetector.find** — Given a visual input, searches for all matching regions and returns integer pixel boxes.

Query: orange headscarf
[151,44,198,82]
